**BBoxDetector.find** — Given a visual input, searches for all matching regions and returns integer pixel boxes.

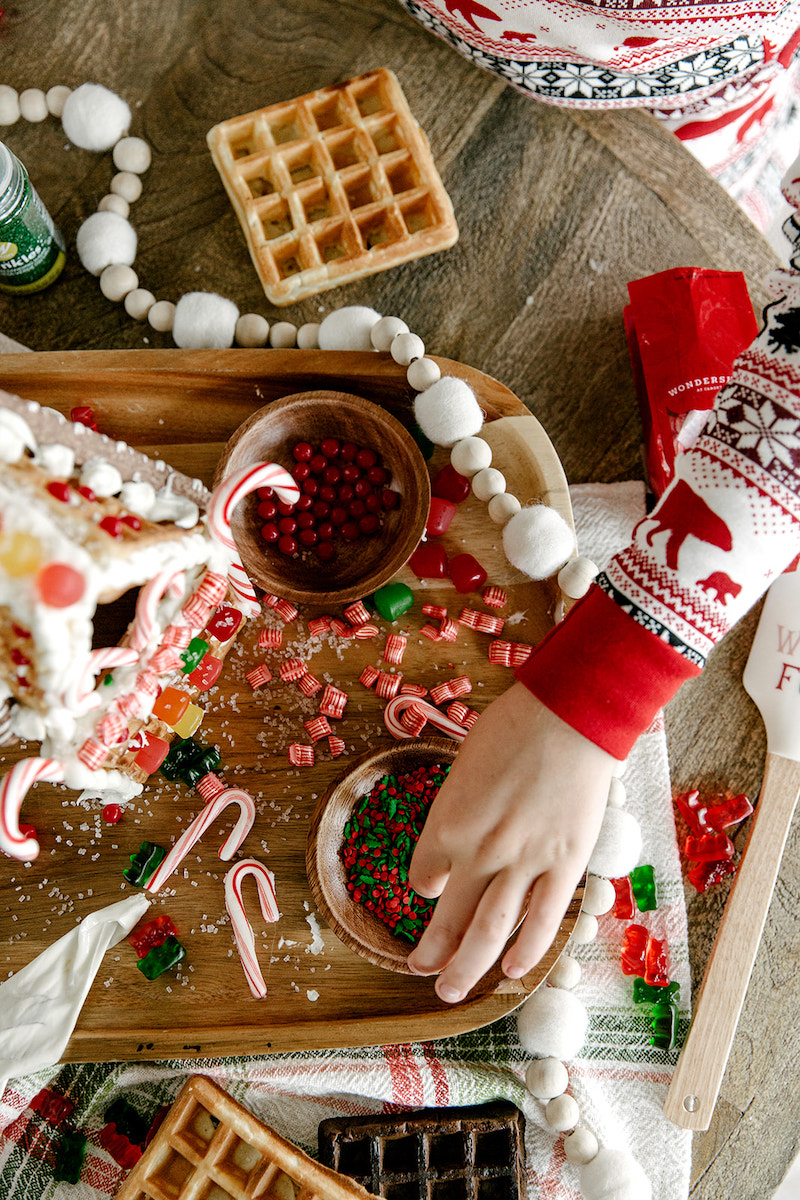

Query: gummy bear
[644,936,671,987]
[620,924,649,975]
[104,1097,150,1146]
[684,831,734,862]
[123,841,166,888]
[611,875,635,920]
[137,934,187,980]
[53,1129,86,1184]
[687,857,738,893]
[649,1001,678,1050]
[128,914,178,959]
[29,1088,74,1125]
[629,864,658,912]
[632,978,680,1006]
[98,1124,142,1168]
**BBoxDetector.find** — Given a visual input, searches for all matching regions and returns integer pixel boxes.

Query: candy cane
[0,757,65,862]
[129,568,186,652]
[224,858,279,999]
[145,787,256,894]
[63,646,141,712]
[208,462,299,614]
[383,695,468,742]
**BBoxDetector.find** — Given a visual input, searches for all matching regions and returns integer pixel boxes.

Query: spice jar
[0,140,66,294]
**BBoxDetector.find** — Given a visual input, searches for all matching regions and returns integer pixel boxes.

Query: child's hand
[406,681,616,1002]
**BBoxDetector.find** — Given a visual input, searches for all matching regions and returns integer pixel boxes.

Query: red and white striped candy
[383,696,467,743]
[149,646,182,674]
[264,594,299,623]
[257,627,282,650]
[208,463,299,615]
[279,658,307,682]
[458,608,481,629]
[63,645,140,712]
[375,671,402,700]
[246,663,273,689]
[475,613,504,635]
[319,684,347,719]
[196,772,226,801]
[181,596,212,628]
[130,569,186,652]
[384,634,407,665]
[308,616,331,637]
[447,701,469,724]
[482,585,507,608]
[353,623,379,639]
[304,715,332,742]
[288,743,315,766]
[420,623,441,642]
[422,603,447,620]
[297,672,322,697]
[399,682,427,697]
[77,737,109,770]
[328,736,346,757]
[330,618,355,638]
[146,787,256,893]
[400,702,428,736]
[359,665,380,688]
[429,681,455,706]
[162,623,191,649]
[224,857,279,999]
[439,618,459,642]
[0,757,65,861]
[194,571,228,608]
[97,711,128,746]
[343,600,370,626]
[449,675,472,698]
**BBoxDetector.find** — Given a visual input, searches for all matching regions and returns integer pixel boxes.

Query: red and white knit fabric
[518,156,800,757]
[397,0,800,230]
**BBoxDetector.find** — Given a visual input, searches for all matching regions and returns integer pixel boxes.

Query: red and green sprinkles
[341,763,450,943]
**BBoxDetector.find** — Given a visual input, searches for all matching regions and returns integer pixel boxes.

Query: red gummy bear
[30,1088,74,1125]
[644,936,671,987]
[128,913,178,959]
[705,792,753,831]
[620,924,649,975]
[683,830,735,862]
[98,1125,143,1169]
[611,876,635,920]
[687,858,738,893]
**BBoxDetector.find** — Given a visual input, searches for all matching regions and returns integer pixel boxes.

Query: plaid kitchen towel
[0,482,693,1200]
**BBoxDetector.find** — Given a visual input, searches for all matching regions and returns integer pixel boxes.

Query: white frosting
[149,489,200,528]
[36,443,76,478]
[118,479,156,516]
[79,457,123,497]
[9,707,46,742]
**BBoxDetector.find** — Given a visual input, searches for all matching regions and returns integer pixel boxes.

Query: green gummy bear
[630,863,658,911]
[137,934,187,980]
[649,1002,677,1050]
[632,977,680,1005]
[53,1129,87,1184]
[123,841,165,888]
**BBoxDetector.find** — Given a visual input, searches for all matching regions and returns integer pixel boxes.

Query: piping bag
[0,894,149,1097]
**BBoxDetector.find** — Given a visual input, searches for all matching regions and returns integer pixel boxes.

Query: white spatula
[664,567,800,1130]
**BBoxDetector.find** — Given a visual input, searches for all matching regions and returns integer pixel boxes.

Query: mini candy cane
[384,695,467,743]
[63,645,140,712]
[208,463,299,615]
[146,787,256,893]
[129,569,185,652]
[1,757,65,861]
[224,858,279,999]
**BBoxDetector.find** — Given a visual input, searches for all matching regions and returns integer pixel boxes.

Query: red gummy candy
[128,913,177,958]
[409,542,449,580]
[71,405,98,431]
[684,830,734,862]
[448,552,487,594]
[432,464,471,504]
[611,875,635,920]
[133,732,171,775]
[620,924,649,975]
[687,858,737,893]
[35,562,86,608]
[188,653,223,690]
[705,792,753,831]
[205,605,243,643]
[674,789,710,835]
[426,497,457,537]
[30,1088,74,1124]
[46,481,71,504]
[644,936,671,987]
[102,803,123,825]
[98,1124,142,1169]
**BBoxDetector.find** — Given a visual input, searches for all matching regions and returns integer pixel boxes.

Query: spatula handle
[664,752,800,1130]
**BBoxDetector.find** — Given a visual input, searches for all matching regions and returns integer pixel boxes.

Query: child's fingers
[407,824,452,899]
[501,865,584,978]
[406,866,491,976]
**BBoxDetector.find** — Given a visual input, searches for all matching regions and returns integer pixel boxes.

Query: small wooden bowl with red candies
[214,391,430,605]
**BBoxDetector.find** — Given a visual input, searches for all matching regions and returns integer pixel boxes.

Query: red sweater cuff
[515,585,701,759]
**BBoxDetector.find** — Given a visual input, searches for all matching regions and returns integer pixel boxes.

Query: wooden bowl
[213,390,431,606]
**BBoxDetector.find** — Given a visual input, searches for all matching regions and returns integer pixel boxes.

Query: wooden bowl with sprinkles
[213,390,431,607]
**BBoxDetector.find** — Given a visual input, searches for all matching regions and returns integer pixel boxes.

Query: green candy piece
[649,1001,678,1050]
[182,746,222,787]
[632,978,680,1006]
[137,934,187,980]
[53,1130,87,1184]
[411,424,436,460]
[181,637,209,673]
[630,863,658,911]
[103,1097,149,1145]
[123,841,165,888]
[372,582,414,621]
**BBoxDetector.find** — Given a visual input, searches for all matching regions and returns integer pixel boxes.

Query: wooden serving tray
[0,349,579,1063]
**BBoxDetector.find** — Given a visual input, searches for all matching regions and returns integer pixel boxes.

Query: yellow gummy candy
[0,531,44,577]
[171,701,204,739]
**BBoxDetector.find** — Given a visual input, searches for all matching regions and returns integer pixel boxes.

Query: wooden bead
[111,171,143,203]
[450,436,492,477]
[97,193,130,218]
[558,555,599,599]
[546,953,581,989]
[46,85,71,117]
[571,912,598,943]
[124,288,156,320]
[0,85,20,125]
[297,322,320,349]
[269,321,297,348]
[391,331,424,365]
[564,1127,599,1165]
[19,88,48,122]
[472,466,506,501]
[112,136,151,174]
[488,492,521,525]
[582,874,616,916]
[235,313,269,347]
[525,1057,568,1100]
[370,315,408,351]
[100,264,138,301]
[545,1093,580,1131]
[407,356,440,391]
[148,300,176,332]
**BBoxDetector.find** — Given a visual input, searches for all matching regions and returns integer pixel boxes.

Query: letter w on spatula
[664,567,800,1129]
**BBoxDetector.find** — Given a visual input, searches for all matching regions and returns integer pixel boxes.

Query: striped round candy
[0,757,65,861]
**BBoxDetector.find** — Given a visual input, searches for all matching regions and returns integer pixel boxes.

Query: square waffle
[318,1101,526,1200]
[115,1075,379,1200]
[206,68,458,306]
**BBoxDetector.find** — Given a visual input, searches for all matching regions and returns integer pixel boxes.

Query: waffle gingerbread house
[0,389,296,864]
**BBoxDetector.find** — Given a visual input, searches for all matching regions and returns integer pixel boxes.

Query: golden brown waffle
[115,1075,380,1200]
[206,69,458,305]
[318,1102,527,1200]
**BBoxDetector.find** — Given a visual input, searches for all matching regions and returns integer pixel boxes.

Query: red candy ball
[261,522,280,543]
[36,562,86,607]
[293,442,313,461]
[278,535,298,555]
[103,803,123,824]
[321,437,340,458]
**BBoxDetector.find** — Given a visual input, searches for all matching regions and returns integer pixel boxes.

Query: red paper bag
[625,268,758,496]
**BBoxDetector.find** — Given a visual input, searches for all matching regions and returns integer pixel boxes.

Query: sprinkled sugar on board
[0,347,580,1061]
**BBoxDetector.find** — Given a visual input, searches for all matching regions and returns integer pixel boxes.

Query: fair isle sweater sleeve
[516,279,800,760]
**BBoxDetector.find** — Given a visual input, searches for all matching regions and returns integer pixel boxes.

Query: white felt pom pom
[525,1057,568,1100]
[318,305,381,351]
[582,875,616,917]
[587,807,642,878]
[488,493,521,525]
[564,1128,599,1165]
[558,555,599,599]
[76,212,137,276]
[61,83,131,151]
[607,777,627,808]
[235,313,269,348]
[517,986,588,1060]
[414,377,484,447]
[451,436,492,477]
[546,1093,580,1132]
[370,315,408,351]
[502,505,575,580]
[173,292,239,350]
[580,1148,652,1200]
[546,953,581,990]
[113,136,151,174]
[472,467,506,501]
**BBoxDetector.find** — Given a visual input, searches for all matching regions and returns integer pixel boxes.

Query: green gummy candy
[372,582,414,621]
[137,934,187,980]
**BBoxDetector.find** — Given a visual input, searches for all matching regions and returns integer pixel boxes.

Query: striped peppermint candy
[1,757,65,862]
[146,786,256,894]
[208,462,299,615]
[224,858,279,999]
[129,568,186,652]
[383,695,468,743]
[62,645,141,713]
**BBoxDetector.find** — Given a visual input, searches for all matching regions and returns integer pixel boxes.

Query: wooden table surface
[0,1,793,1196]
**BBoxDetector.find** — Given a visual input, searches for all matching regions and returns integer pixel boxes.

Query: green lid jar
[0,140,66,294]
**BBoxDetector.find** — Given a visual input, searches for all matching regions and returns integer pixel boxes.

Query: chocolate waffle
[206,69,458,305]
[318,1102,526,1200]
[115,1075,379,1200]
